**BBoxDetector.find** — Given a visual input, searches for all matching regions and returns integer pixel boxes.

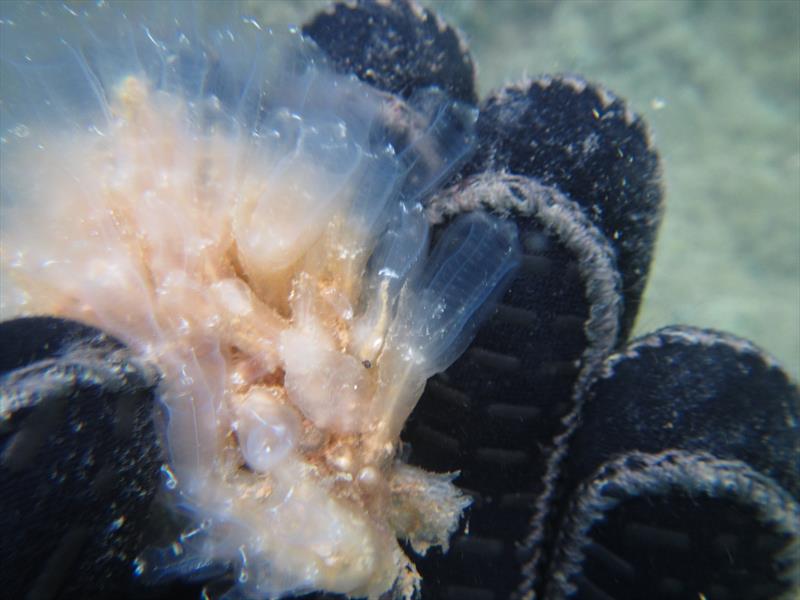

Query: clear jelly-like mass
[0,3,520,598]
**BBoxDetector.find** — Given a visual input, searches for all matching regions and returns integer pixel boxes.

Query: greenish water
[255,0,800,377]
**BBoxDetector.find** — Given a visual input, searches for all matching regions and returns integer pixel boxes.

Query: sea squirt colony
[0,3,520,599]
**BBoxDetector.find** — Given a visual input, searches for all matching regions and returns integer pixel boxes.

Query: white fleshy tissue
[0,3,520,598]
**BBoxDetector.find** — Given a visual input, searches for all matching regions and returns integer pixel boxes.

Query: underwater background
[0,3,797,599]
[255,0,800,379]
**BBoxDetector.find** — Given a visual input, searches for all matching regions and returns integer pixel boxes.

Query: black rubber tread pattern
[411,171,624,600]
[576,493,795,600]
[303,0,478,105]
[0,317,161,600]
[545,452,800,600]
[463,77,663,340]
[542,326,800,600]
[403,215,600,599]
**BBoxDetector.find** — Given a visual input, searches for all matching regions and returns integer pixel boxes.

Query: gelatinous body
[0,3,519,599]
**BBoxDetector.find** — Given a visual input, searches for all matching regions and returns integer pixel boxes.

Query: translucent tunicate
[0,3,508,599]
[350,201,429,363]
[400,211,521,375]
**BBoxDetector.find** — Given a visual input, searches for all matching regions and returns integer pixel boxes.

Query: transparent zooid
[0,3,520,598]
